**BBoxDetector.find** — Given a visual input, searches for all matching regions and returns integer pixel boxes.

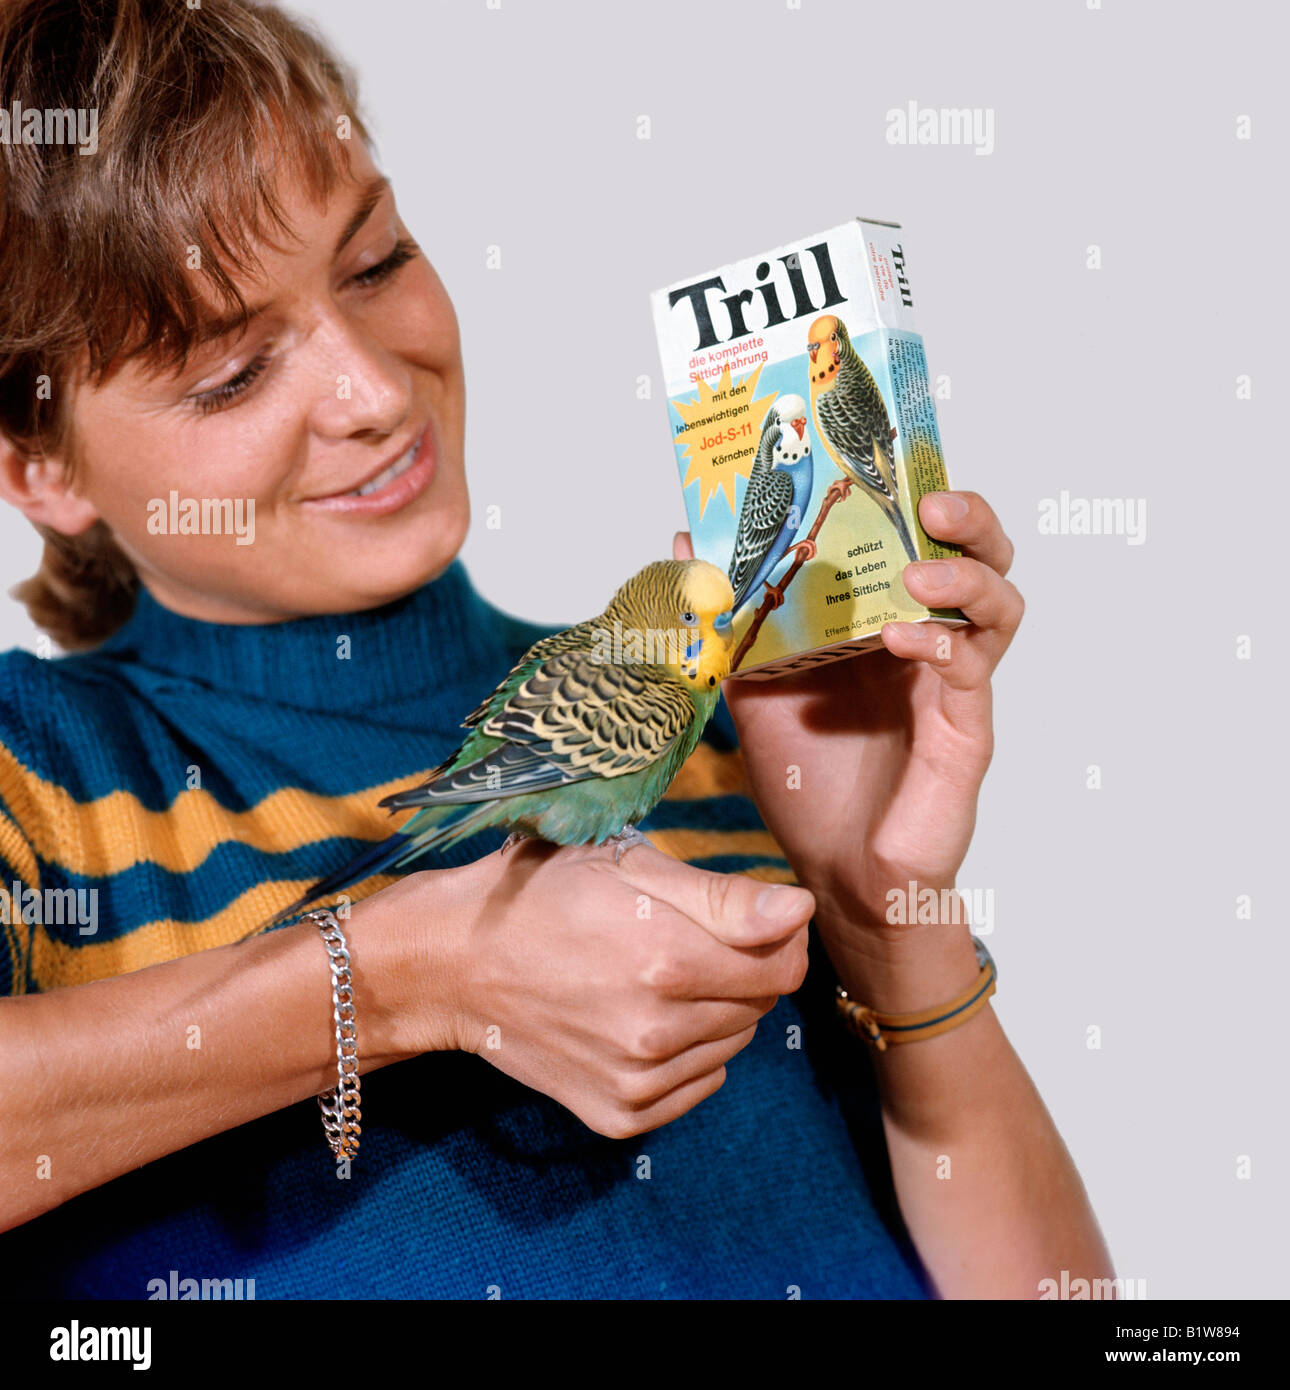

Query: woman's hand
[677,500,1116,1297]
[382,841,813,1139]
[676,491,1022,982]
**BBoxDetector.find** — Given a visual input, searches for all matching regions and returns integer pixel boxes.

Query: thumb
[672,529,694,561]
[622,846,814,946]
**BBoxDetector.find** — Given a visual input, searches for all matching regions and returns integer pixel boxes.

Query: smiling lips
[304,427,436,516]
[349,439,421,497]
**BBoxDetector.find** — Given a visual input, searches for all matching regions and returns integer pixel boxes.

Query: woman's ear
[0,435,100,535]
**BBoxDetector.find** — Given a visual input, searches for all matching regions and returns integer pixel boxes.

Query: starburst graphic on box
[669,363,778,518]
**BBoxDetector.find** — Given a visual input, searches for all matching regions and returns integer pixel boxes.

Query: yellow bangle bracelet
[835,936,996,1052]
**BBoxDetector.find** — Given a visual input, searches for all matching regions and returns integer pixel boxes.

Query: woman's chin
[330,548,462,612]
[339,514,470,610]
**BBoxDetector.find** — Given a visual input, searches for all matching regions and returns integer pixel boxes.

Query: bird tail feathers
[872,433,918,562]
[889,498,918,562]
[241,801,497,940]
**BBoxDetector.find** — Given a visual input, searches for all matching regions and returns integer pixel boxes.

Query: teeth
[349,439,420,497]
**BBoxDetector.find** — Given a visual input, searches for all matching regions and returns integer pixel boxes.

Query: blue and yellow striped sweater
[0,560,931,1298]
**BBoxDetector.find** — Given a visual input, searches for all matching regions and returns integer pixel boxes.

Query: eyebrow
[191,174,392,347]
[335,175,390,255]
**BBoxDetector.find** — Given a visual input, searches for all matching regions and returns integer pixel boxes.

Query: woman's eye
[184,240,419,416]
[349,237,419,289]
[190,349,271,415]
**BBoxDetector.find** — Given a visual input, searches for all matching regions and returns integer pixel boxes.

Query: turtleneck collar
[91,560,498,715]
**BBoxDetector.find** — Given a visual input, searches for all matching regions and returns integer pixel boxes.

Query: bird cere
[651,217,967,680]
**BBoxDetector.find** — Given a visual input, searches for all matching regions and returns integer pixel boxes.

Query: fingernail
[927,492,969,522]
[756,884,812,921]
[909,560,955,590]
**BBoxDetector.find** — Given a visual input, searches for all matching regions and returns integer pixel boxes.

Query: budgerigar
[727,394,816,613]
[807,314,917,562]
[262,559,735,928]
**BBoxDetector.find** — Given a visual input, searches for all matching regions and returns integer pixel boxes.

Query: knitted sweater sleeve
[0,653,44,996]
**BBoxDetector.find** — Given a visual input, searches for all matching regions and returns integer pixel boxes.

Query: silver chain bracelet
[304,908,362,1163]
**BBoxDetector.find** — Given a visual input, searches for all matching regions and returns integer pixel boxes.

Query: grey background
[2,0,1283,1298]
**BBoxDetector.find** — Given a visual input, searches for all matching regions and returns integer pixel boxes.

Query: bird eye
[681,610,698,626]
[830,331,837,341]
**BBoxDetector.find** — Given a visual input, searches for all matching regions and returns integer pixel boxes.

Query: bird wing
[459,621,598,728]
[816,360,900,504]
[728,445,795,610]
[383,649,696,808]
[868,430,903,510]
[483,650,696,780]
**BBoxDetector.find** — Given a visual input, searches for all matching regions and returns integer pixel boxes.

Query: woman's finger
[880,620,992,692]
[917,491,1015,578]
[672,529,694,561]
[622,1024,760,1100]
[609,1064,730,1137]
[901,554,1024,657]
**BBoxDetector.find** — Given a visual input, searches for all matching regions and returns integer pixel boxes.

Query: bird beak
[807,342,818,363]
[791,417,806,440]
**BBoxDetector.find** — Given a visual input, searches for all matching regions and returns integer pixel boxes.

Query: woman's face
[60,140,469,624]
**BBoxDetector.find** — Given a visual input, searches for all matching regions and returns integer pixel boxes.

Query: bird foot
[606,824,649,863]
[786,538,818,565]
[760,579,789,610]
[824,478,854,506]
[500,830,533,857]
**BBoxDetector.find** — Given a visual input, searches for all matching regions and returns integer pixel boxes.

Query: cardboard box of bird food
[650,217,966,680]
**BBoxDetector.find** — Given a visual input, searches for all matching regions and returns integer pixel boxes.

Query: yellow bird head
[602,559,734,692]
[806,313,852,395]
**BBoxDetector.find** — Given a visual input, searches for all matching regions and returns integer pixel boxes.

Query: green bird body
[259,559,735,928]
[387,651,723,851]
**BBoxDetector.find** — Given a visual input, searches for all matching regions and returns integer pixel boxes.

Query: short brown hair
[0,0,369,647]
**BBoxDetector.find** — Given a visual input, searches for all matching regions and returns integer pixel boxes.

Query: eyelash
[190,237,421,414]
[350,236,419,288]
[191,350,270,415]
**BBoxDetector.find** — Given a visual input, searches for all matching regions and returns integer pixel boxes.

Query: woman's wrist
[341,872,467,1061]
[813,895,982,1015]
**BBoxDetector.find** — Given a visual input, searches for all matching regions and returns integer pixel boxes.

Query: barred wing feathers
[380,649,696,810]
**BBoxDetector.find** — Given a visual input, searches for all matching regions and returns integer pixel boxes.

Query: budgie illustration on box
[255,559,735,931]
[808,314,917,563]
[727,393,816,614]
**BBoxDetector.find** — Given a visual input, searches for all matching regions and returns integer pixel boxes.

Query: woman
[0,0,1110,1297]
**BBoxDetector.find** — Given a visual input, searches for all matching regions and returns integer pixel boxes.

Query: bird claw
[761,579,788,610]
[787,538,818,564]
[606,825,649,862]
[500,831,532,857]
[824,478,854,506]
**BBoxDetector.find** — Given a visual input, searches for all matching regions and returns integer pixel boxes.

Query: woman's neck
[88,559,498,715]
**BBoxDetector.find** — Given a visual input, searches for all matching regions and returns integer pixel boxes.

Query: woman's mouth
[303,428,437,516]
